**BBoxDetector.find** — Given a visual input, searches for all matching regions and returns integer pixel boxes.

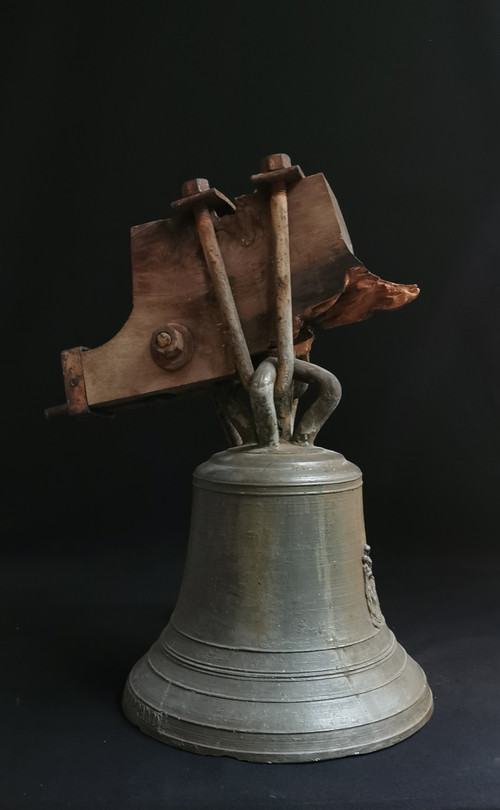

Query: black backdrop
[3,2,500,809]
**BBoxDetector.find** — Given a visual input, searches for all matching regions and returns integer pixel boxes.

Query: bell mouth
[123,635,433,763]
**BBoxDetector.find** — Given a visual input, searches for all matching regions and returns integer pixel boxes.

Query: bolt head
[182,178,210,197]
[155,331,172,348]
[261,153,292,172]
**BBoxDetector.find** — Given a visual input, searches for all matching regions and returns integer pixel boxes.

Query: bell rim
[122,676,434,763]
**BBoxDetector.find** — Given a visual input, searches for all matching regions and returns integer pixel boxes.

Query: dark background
[2,2,500,808]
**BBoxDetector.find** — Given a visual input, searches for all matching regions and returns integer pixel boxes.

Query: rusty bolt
[157,328,184,357]
[150,323,194,371]
[155,331,172,348]
[182,178,210,198]
[261,153,292,173]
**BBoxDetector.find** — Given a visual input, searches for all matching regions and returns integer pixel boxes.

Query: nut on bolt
[171,179,235,216]
[182,178,210,197]
[261,153,292,172]
[250,154,304,189]
[150,324,194,371]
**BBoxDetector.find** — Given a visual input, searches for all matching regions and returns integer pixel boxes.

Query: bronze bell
[122,358,433,762]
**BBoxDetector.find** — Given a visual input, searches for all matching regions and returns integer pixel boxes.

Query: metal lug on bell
[122,361,433,762]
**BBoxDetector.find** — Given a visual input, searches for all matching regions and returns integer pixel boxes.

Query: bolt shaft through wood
[195,206,254,390]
